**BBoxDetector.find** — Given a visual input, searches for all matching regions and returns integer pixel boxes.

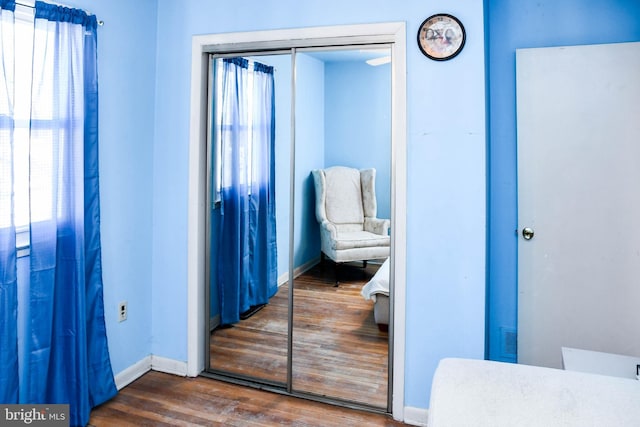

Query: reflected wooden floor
[209,260,388,408]
[89,370,406,426]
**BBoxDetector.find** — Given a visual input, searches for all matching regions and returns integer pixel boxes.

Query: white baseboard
[403,406,429,427]
[277,257,320,286]
[114,355,190,390]
[114,356,152,390]
[151,355,189,377]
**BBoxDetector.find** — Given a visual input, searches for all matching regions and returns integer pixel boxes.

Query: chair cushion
[324,167,364,225]
[332,231,390,250]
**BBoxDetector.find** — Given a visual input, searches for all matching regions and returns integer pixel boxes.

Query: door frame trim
[186,22,407,420]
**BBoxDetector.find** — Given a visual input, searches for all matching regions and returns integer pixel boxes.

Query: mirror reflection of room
[291,48,391,408]
[207,46,392,409]
[208,53,292,385]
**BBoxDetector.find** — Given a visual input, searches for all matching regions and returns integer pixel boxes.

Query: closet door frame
[186,22,407,420]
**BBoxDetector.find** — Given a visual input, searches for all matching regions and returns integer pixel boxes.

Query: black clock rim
[417,13,466,61]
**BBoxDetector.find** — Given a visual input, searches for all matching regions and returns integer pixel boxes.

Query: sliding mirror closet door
[207,53,293,386]
[291,47,392,408]
[205,44,394,408]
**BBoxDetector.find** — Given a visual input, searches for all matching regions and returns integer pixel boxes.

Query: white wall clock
[417,14,466,61]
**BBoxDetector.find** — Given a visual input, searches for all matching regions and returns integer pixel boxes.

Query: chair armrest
[364,217,390,235]
[319,220,337,239]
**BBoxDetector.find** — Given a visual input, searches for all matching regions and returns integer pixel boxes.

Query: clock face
[417,14,466,60]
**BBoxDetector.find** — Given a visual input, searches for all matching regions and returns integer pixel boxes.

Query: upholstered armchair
[311,166,390,273]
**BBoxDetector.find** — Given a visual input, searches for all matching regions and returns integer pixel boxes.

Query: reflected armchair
[311,166,390,281]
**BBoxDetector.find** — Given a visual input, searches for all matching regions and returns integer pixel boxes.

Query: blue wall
[294,53,325,268]
[66,0,158,375]
[59,0,640,414]
[152,0,486,410]
[266,55,294,279]
[325,60,391,219]
[60,0,486,413]
[486,0,640,362]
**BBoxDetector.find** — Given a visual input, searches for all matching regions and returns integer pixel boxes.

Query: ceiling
[304,47,390,64]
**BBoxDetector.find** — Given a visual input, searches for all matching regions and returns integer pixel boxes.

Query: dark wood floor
[209,260,389,408]
[89,261,397,426]
[88,371,407,426]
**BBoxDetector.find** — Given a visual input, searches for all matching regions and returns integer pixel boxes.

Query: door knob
[522,227,535,240]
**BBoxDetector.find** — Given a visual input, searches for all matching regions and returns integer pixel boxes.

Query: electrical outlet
[118,301,127,322]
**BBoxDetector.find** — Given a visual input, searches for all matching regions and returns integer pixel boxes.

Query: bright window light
[0,7,54,246]
[13,16,35,230]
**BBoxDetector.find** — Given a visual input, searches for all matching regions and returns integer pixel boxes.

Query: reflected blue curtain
[0,0,19,405]
[218,58,278,325]
[0,2,116,425]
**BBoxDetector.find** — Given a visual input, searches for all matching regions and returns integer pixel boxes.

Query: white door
[517,42,640,368]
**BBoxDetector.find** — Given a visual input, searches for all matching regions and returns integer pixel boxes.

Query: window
[14,10,35,244]
[211,57,224,205]
[2,6,56,253]
[210,57,262,204]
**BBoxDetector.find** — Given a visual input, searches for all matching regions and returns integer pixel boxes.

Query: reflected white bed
[361,257,389,326]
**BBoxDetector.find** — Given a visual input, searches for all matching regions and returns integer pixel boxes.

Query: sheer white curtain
[216,58,278,325]
[0,2,116,425]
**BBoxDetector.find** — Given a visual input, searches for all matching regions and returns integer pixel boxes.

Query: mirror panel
[207,53,292,385]
[291,47,392,408]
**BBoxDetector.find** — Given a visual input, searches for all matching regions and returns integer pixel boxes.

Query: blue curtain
[217,58,278,325]
[0,0,19,405]
[0,2,116,425]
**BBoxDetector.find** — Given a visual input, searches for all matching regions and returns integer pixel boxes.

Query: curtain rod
[15,0,104,26]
